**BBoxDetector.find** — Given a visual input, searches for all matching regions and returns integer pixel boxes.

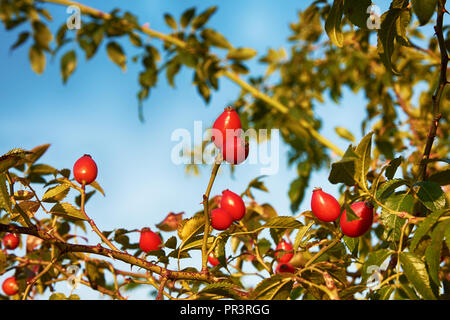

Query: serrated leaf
[198,282,242,300]
[251,275,294,300]
[410,209,448,251]
[343,235,359,255]
[399,252,436,300]
[325,0,344,47]
[294,222,314,251]
[355,132,373,188]
[32,20,53,50]
[0,149,30,173]
[42,184,70,203]
[380,193,412,242]
[262,216,302,230]
[412,0,438,25]
[425,220,448,286]
[375,178,409,200]
[0,173,12,213]
[377,9,401,74]
[177,214,205,242]
[362,249,392,284]
[428,169,450,186]
[415,181,447,212]
[11,201,40,225]
[50,202,87,221]
[106,41,126,71]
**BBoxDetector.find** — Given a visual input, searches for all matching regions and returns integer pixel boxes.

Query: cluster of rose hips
[1,233,20,296]
[311,187,374,238]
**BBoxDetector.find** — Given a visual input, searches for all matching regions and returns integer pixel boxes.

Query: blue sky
[0,0,408,299]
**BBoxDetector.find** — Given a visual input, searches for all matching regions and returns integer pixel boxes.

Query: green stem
[201,161,221,272]
[80,184,120,252]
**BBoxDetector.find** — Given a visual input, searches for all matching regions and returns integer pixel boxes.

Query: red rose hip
[211,208,233,231]
[220,189,246,221]
[73,154,98,185]
[139,228,162,253]
[222,136,249,165]
[2,233,19,250]
[212,106,242,149]
[311,188,341,222]
[208,252,220,267]
[275,240,294,263]
[2,277,19,296]
[340,201,374,238]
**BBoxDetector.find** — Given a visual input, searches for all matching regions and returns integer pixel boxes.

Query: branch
[419,0,449,181]
[37,0,344,157]
[0,223,223,284]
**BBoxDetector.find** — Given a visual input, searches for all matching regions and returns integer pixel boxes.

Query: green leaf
[50,202,87,221]
[10,31,30,51]
[226,48,258,61]
[89,181,105,196]
[198,282,242,300]
[29,45,46,75]
[375,178,409,200]
[355,132,373,188]
[425,220,448,286]
[106,41,126,71]
[60,50,77,83]
[0,173,12,214]
[30,164,57,175]
[251,275,294,300]
[192,6,217,30]
[328,145,360,186]
[262,216,303,230]
[377,9,402,74]
[49,293,67,300]
[86,260,106,288]
[214,237,227,267]
[399,252,436,300]
[32,21,53,50]
[428,169,450,186]
[335,127,355,142]
[325,0,344,47]
[410,209,448,251]
[164,13,177,30]
[412,0,438,25]
[415,181,447,212]
[201,28,232,49]
[343,0,371,28]
[164,236,177,249]
[343,235,359,255]
[361,249,393,284]
[180,7,196,29]
[380,193,413,242]
[385,157,403,180]
[177,214,205,242]
[42,184,70,203]
[294,222,314,251]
